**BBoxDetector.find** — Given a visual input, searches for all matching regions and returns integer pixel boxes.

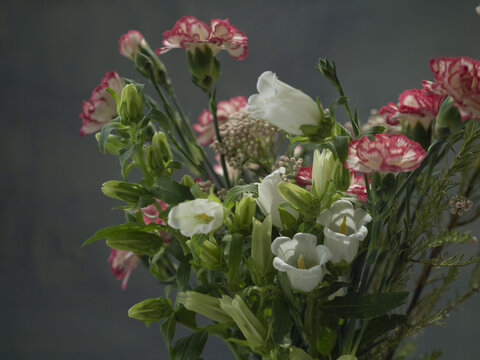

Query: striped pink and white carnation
[423,56,480,121]
[155,16,248,60]
[79,72,123,136]
[119,30,146,60]
[380,88,444,129]
[347,172,368,202]
[345,134,426,174]
[193,96,247,145]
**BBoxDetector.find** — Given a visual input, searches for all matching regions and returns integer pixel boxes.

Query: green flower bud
[95,133,128,156]
[128,297,173,323]
[186,46,220,92]
[187,236,222,270]
[101,180,142,204]
[249,216,274,286]
[435,97,464,139]
[278,182,317,216]
[118,84,143,124]
[146,131,172,174]
[177,291,233,324]
[135,46,171,91]
[219,295,269,352]
[234,196,257,230]
[106,231,163,255]
[180,175,195,188]
[312,149,337,200]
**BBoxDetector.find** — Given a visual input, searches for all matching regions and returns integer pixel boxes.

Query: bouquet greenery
[80,16,480,360]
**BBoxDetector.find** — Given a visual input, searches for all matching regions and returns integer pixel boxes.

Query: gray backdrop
[1,0,480,358]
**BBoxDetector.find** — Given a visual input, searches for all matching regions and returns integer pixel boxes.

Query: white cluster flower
[449,195,473,216]
[210,109,277,171]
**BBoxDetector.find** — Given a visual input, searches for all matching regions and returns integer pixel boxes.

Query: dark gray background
[1,0,480,358]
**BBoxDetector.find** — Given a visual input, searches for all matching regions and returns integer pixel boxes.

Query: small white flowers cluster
[210,110,277,171]
[449,195,473,216]
[275,156,304,181]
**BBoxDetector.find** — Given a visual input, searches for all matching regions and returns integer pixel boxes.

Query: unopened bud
[177,291,233,324]
[278,182,317,216]
[128,297,172,323]
[118,84,143,124]
[101,180,142,204]
[234,196,257,230]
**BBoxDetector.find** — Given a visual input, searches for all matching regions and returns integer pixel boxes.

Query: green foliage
[172,331,208,360]
[320,292,409,319]
[223,184,259,209]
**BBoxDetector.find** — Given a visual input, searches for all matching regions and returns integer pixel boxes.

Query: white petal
[286,265,324,292]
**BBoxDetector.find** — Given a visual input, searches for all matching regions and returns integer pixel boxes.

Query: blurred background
[1,0,480,358]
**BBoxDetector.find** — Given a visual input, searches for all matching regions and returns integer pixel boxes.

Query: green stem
[169,92,225,186]
[208,90,231,189]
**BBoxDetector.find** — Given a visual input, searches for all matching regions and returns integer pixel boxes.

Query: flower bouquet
[80,16,480,360]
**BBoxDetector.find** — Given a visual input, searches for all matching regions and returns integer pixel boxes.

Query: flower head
[346,172,368,202]
[257,168,298,228]
[345,134,426,174]
[423,56,480,121]
[80,72,123,136]
[271,233,332,292]
[155,16,248,60]
[380,88,444,129]
[193,96,247,146]
[119,30,146,60]
[296,166,312,187]
[317,200,372,263]
[108,249,140,290]
[167,199,224,237]
[247,71,321,135]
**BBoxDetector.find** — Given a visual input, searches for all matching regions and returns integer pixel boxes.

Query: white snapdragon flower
[271,233,332,292]
[257,168,298,228]
[246,71,321,135]
[317,200,372,263]
[167,199,224,237]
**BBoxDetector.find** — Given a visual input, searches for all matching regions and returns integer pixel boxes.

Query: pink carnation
[296,166,312,187]
[423,56,480,121]
[380,88,444,129]
[155,16,248,60]
[140,199,172,245]
[346,172,368,202]
[345,134,426,174]
[119,30,146,60]
[108,249,139,290]
[193,96,247,145]
[79,72,123,136]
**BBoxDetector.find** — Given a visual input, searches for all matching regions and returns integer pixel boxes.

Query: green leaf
[427,230,477,248]
[227,233,244,282]
[361,314,407,345]
[106,231,163,255]
[161,316,176,359]
[83,222,162,246]
[98,119,122,154]
[320,292,409,319]
[333,135,349,163]
[149,177,194,205]
[224,184,258,209]
[271,296,292,344]
[119,144,139,179]
[172,331,208,360]
[176,262,191,292]
[128,297,172,323]
[357,125,385,138]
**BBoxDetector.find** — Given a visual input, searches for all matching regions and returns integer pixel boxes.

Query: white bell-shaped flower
[271,233,332,292]
[317,200,372,263]
[257,167,298,228]
[246,71,321,135]
[168,199,224,237]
